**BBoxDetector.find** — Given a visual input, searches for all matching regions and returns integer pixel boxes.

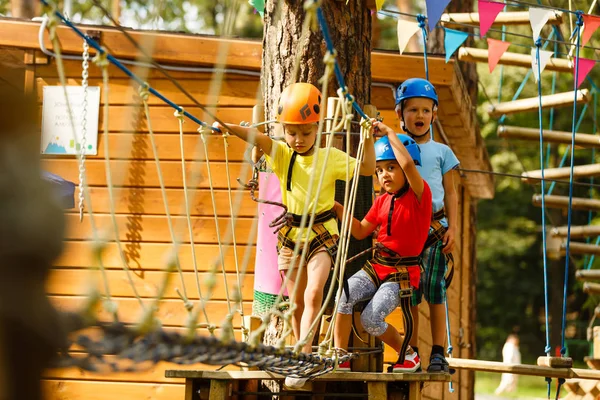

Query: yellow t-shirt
[265,140,357,242]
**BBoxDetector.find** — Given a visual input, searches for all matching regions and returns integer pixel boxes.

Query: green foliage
[0,0,8,15]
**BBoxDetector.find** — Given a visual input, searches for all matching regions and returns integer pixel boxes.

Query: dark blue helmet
[395,78,438,108]
[375,134,421,166]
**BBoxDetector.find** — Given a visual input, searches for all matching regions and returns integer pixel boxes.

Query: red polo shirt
[364,182,432,287]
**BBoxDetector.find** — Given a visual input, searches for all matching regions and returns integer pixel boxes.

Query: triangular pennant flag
[530,7,554,42]
[531,49,554,82]
[444,28,469,63]
[425,0,451,31]
[574,58,596,88]
[249,0,264,17]
[487,38,510,73]
[397,18,421,55]
[478,0,505,37]
[582,14,600,47]
[375,0,384,11]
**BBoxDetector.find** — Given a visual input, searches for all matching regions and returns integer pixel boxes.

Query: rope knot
[92,51,109,68]
[323,51,336,66]
[174,108,185,122]
[417,14,426,29]
[535,38,542,48]
[575,10,584,27]
[138,83,150,102]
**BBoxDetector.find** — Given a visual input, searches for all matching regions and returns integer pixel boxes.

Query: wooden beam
[562,242,600,256]
[447,358,600,380]
[551,225,600,238]
[533,195,600,211]
[458,47,571,73]
[523,163,600,184]
[489,89,590,117]
[584,282,600,295]
[441,11,563,27]
[498,126,600,148]
[576,270,600,282]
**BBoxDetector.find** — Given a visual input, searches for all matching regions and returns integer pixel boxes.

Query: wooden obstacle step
[551,225,600,238]
[460,47,571,73]
[165,369,451,400]
[537,356,573,368]
[562,242,600,257]
[442,11,563,27]
[576,270,600,282]
[523,164,600,184]
[583,282,600,295]
[446,358,600,380]
[488,89,590,117]
[498,126,600,148]
[533,195,600,211]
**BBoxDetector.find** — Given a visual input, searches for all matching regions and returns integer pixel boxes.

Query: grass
[475,371,555,399]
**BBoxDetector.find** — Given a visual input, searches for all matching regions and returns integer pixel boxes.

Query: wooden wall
[29,53,474,399]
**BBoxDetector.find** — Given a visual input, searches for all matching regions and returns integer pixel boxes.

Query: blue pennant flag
[426,0,451,31]
[444,28,469,63]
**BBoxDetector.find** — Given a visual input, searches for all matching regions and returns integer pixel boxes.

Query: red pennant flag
[478,0,505,37]
[487,38,510,73]
[582,14,600,47]
[574,58,596,88]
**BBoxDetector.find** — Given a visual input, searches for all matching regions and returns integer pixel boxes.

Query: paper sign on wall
[41,86,100,155]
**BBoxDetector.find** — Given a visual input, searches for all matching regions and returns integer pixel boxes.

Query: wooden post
[498,125,600,148]
[459,47,571,73]
[442,11,563,27]
[209,380,228,400]
[551,225,600,238]
[489,89,590,117]
[523,163,600,183]
[367,382,388,400]
[533,195,600,211]
[576,270,600,282]
[408,382,422,400]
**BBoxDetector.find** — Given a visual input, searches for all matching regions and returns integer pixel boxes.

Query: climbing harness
[422,207,455,288]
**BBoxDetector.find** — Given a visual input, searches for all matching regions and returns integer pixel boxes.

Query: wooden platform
[165,369,451,400]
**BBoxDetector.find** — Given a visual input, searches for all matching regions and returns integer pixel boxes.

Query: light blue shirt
[416,139,459,226]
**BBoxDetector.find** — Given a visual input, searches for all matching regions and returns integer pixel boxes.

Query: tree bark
[426,1,478,103]
[260,0,373,385]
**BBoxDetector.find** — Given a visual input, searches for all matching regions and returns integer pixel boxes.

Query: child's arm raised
[372,120,424,200]
[213,122,273,156]
[333,201,377,240]
[359,133,376,176]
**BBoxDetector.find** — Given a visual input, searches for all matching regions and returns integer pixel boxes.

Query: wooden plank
[551,225,600,238]
[442,11,563,27]
[165,370,451,382]
[42,159,254,189]
[37,77,261,107]
[209,380,228,400]
[63,213,256,244]
[533,195,600,211]
[56,241,257,273]
[82,187,258,217]
[47,269,255,300]
[576,270,600,282]
[43,379,184,400]
[538,356,573,368]
[50,295,253,328]
[447,358,600,380]
[459,47,571,73]
[523,164,600,184]
[91,133,250,162]
[368,381,387,400]
[489,90,590,117]
[498,125,600,148]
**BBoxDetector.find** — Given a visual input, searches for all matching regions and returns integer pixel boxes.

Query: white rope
[78,40,89,222]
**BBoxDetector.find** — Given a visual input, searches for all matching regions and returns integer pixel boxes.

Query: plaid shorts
[411,239,447,306]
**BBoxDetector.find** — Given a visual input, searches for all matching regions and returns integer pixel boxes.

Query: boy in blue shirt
[396,78,459,373]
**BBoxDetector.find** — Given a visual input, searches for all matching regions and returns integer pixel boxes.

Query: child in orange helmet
[214,82,375,390]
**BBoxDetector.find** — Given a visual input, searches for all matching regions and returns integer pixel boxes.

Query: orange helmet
[276,82,322,125]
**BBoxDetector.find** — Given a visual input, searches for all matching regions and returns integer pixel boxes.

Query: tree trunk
[260,0,373,386]
[426,2,478,103]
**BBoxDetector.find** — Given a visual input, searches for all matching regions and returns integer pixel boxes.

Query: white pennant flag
[397,18,421,55]
[530,7,554,42]
[531,49,554,82]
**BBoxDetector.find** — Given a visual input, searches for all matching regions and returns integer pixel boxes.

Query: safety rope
[44,7,117,321]
[174,109,211,330]
[78,40,89,222]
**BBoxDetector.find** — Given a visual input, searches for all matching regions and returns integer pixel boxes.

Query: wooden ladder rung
[488,89,590,117]
[459,47,570,73]
[498,126,600,148]
[442,11,563,27]
[551,225,600,238]
[533,195,600,211]
[537,356,573,368]
[523,163,600,184]
[576,270,600,282]
[562,242,600,257]
[583,282,600,295]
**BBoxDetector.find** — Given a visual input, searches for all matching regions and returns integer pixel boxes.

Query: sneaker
[389,352,421,373]
[337,360,351,371]
[284,376,312,391]
[427,353,449,373]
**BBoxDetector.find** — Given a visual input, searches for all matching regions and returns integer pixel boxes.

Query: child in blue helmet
[332,120,432,372]
[396,78,460,373]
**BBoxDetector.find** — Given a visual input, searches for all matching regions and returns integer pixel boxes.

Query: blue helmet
[375,134,421,166]
[395,78,438,108]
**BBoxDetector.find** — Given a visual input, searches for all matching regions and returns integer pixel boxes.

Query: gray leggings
[337,269,401,337]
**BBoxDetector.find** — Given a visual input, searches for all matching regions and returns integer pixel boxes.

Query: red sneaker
[337,360,351,371]
[390,352,421,373]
